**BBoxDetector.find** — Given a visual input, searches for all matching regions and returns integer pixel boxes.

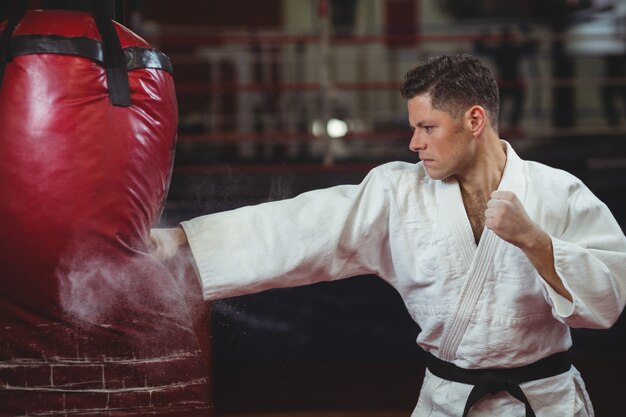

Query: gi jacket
[182,142,626,416]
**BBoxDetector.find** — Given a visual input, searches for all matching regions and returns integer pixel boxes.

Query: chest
[461,194,487,244]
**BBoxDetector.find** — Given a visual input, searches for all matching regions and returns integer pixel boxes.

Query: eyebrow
[412,120,432,128]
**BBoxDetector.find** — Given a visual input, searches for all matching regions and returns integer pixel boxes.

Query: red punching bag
[0,2,211,415]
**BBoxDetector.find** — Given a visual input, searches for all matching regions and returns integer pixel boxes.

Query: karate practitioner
[150,54,626,416]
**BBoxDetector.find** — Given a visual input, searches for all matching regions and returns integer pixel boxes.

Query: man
[151,54,626,416]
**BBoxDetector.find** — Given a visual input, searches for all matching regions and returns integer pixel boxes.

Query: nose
[409,130,425,153]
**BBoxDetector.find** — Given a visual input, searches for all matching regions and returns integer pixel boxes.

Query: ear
[464,105,488,137]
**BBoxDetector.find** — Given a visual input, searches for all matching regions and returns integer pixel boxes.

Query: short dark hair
[400,53,499,129]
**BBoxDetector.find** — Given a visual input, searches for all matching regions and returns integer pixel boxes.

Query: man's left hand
[485,190,572,301]
[485,190,540,248]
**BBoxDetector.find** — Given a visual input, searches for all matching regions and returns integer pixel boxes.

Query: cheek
[436,140,456,161]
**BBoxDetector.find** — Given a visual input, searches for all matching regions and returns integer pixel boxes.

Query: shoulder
[523,159,610,218]
[524,160,586,194]
[505,141,585,195]
[520,159,610,236]
[370,161,428,183]
[366,161,435,205]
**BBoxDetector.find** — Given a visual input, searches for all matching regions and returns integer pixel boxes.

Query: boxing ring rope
[140,25,626,167]
[149,31,623,47]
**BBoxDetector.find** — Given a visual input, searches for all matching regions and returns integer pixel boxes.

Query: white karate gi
[181,142,626,416]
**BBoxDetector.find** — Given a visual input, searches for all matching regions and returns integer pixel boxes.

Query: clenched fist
[148,227,204,294]
[148,227,189,263]
[485,190,541,249]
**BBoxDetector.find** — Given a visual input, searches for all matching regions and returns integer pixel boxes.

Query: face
[407,94,475,181]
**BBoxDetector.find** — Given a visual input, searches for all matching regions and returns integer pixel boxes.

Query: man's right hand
[148,227,189,263]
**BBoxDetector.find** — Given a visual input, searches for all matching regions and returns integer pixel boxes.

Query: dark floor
[212,355,626,416]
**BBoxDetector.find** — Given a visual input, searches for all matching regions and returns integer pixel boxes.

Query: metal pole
[318,0,334,165]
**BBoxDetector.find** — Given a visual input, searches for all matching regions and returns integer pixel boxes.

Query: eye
[423,126,434,133]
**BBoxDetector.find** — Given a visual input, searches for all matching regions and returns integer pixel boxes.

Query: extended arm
[151,167,393,301]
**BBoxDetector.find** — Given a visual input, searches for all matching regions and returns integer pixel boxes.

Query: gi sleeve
[180,167,393,300]
[545,183,626,329]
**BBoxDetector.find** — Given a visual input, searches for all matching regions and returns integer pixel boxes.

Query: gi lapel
[437,142,526,363]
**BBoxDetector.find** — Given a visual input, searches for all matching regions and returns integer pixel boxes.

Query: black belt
[425,351,571,417]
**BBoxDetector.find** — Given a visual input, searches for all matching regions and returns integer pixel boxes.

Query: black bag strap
[0,0,27,90]
[92,0,131,106]
[0,0,131,107]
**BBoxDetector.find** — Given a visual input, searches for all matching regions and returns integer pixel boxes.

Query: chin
[424,168,449,181]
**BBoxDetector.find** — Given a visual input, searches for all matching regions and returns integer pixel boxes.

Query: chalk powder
[55,236,201,351]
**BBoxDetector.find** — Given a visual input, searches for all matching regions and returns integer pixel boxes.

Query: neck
[456,134,507,200]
